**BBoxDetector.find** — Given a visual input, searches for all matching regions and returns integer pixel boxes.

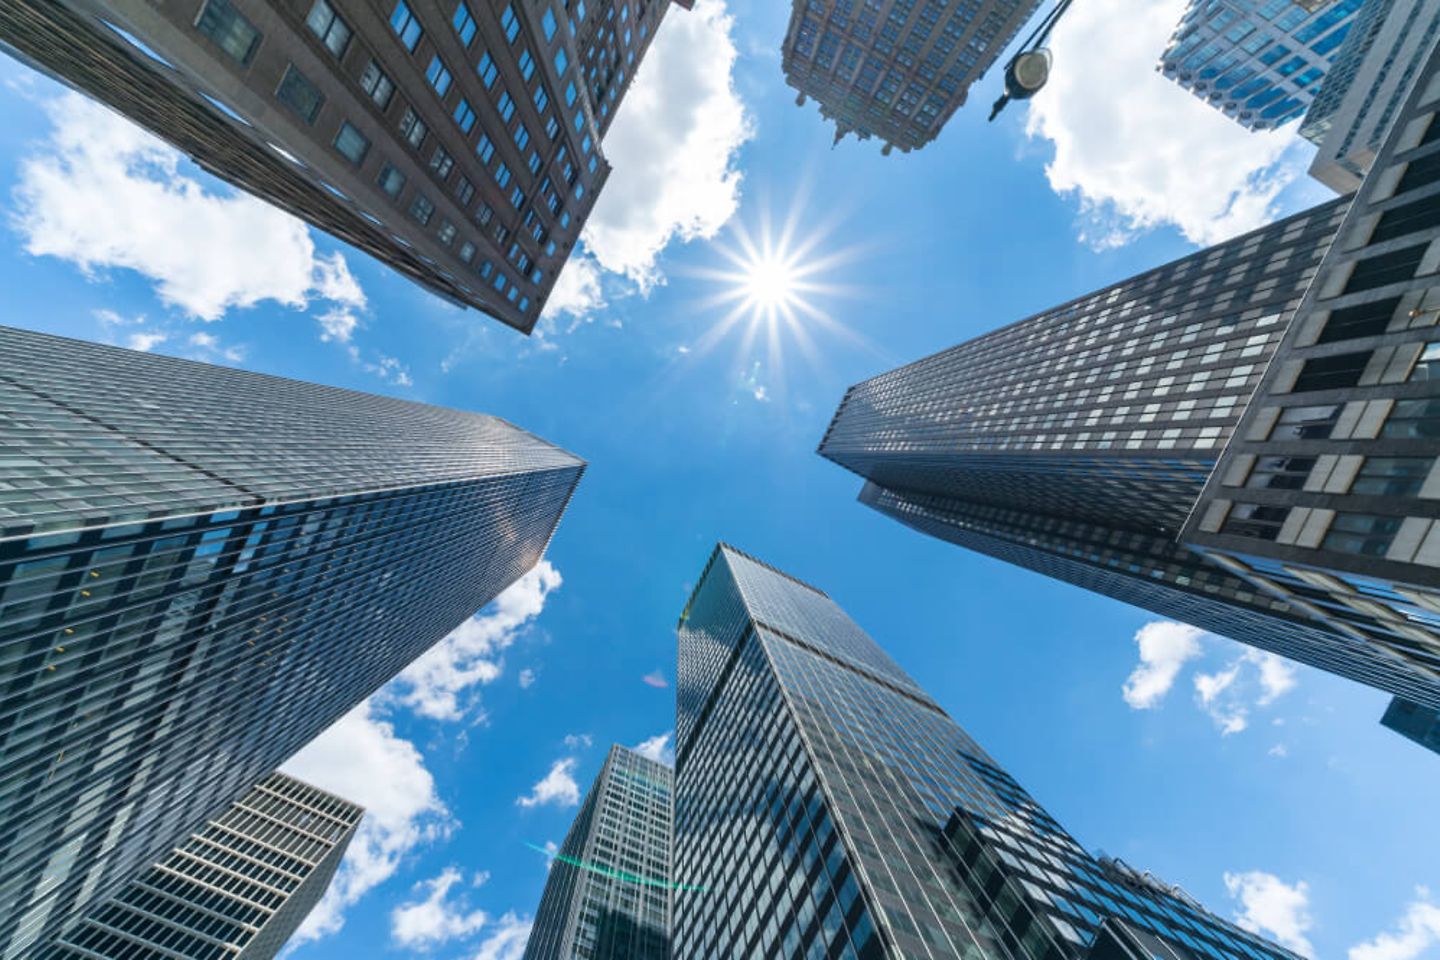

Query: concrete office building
[780,0,1043,153]
[524,745,672,960]
[671,544,1303,960]
[0,0,686,333]
[40,772,363,960]
[0,326,582,955]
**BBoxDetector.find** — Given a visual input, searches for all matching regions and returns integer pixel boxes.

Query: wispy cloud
[1225,871,1315,956]
[470,913,533,960]
[391,868,489,950]
[632,732,675,766]
[642,670,669,689]
[1351,889,1440,960]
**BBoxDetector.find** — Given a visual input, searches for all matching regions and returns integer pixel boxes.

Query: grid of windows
[40,773,363,960]
[0,327,583,954]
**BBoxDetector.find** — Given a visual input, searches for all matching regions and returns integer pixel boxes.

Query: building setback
[0,326,583,956]
[672,544,1303,960]
[39,772,363,960]
[1158,0,1362,131]
[1184,38,1440,701]
[523,745,672,960]
[1299,0,1440,191]
[780,0,1043,154]
[0,0,686,334]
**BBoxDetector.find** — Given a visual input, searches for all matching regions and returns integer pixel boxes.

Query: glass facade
[1159,0,1361,131]
[1380,696,1440,755]
[38,772,363,960]
[524,745,672,960]
[672,545,1299,960]
[780,0,1043,153]
[0,326,584,956]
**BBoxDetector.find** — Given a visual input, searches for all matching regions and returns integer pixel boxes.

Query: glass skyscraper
[672,544,1302,960]
[1380,697,1440,756]
[39,772,363,960]
[1158,0,1362,131]
[524,745,672,960]
[0,326,583,956]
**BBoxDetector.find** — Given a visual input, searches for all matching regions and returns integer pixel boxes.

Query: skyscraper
[672,544,1303,960]
[1158,0,1362,131]
[780,0,1043,154]
[0,325,583,956]
[524,745,672,960]
[0,0,687,333]
[1299,0,1440,191]
[1380,697,1440,755]
[1183,37,1440,697]
[39,772,363,960]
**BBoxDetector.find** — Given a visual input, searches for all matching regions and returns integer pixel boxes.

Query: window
[1271,403,1342,440]
[453,98,477,133]
[389,0,423,52]
[477,51,499,87]
[410,193,435,225]
[452,1,477,46]
[519,49,536,81]
[495,162,512,188]
[333,122,370,165]
[1397,150,1440,195]
[534,87,550,112]
[514,123,531,150]
[476,132,495,164]
[1351,457,1434,497]
[1344,244,1427,294]
[1322,513,1403,557]
[1245,456,1315,490]
[1410,342,1440,381]
[426,56,453,97]
[1291,351,1370,392]
[276,65,324,123]
[377,163,406,197]
[360,61,395,109]
[305,1,351,57]
[543,8,559,40]
[510,185,525,208]
[501,4,521,43]
[476,203,494,226]
[458,240,476,263]
[454,176,475,206]
[497,91,516,122]
[545,114,560,139]
[1372,193,1440,244]
[429,145,454,179]
[437,220,457,245]
[554,48,569,74]
[565,81,578,107]
[1382,398,1440,439]
[1221,503,1290,541]
[399,107,427,148]
[1317,297,1399,344]
[196,0,261,65]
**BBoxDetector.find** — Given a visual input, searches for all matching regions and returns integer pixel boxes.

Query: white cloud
[518,669,536,689]
[517,757,581,809]
[187,330,245,364]
[318,309,359,344]
[543,0,751,330]
[389,562,562,721]
[1024,0,1311,249]
[471,913,532,960]
[13,92,365,320]
[563,733,593,750]
[391,867,489,950]
[282,701,454,943]
[1195,649,1300,735]
[1195,663,1247,735]
[1225,871,1315,956]
[1268,743,1289,758]
[632,732,675,766]
[642,670,669,689]
[1123,621,1205,709]
[1351,889,1440,960]
[125,331,167,352]
[1251,650,1299,705]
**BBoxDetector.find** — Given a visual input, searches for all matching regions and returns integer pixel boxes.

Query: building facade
[1299,0,1440,191]
[0,0,685,333]
[672,544,1303,960]
[39,772,362,960]
[1158,0,1362,131]
[780,0,1043,154]
[0,326,583,956]
[1380,696,1440,754]
[524,745,672,960]
[1184,39,1440,701]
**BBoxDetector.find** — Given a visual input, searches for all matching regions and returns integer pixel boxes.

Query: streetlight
[989,0,1077,121]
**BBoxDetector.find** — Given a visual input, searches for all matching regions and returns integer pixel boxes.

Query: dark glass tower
[780,0,1043,154]
[672,544,1301,960]
[0,326,583,956]
[0,0,687,332]
[523,745,672,960]
[40,772,363,960]
[1380,697,1440,756]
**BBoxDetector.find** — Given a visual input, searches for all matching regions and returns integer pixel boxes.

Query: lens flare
[526,842,708,892]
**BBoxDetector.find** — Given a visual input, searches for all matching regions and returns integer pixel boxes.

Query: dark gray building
[523,745,672,960]
[0,0,686,334]
[1381,696,1440,754]
[1185,38,1440,704]
[672,544,1303,960]
[0,325,583,956]
[780,0,1042,154]
[39,772,363,960]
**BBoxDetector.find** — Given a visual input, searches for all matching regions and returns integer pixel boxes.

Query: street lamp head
[1006,48,1053,100]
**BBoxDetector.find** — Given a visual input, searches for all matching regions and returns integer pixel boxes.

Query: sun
[740,249,802,315]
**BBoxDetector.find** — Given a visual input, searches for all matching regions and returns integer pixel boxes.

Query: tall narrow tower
[524,745,672,960]
[0,326,583,955]
[672,545,1306,960]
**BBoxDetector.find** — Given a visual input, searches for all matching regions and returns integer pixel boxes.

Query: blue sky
[1,0,1438,958]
